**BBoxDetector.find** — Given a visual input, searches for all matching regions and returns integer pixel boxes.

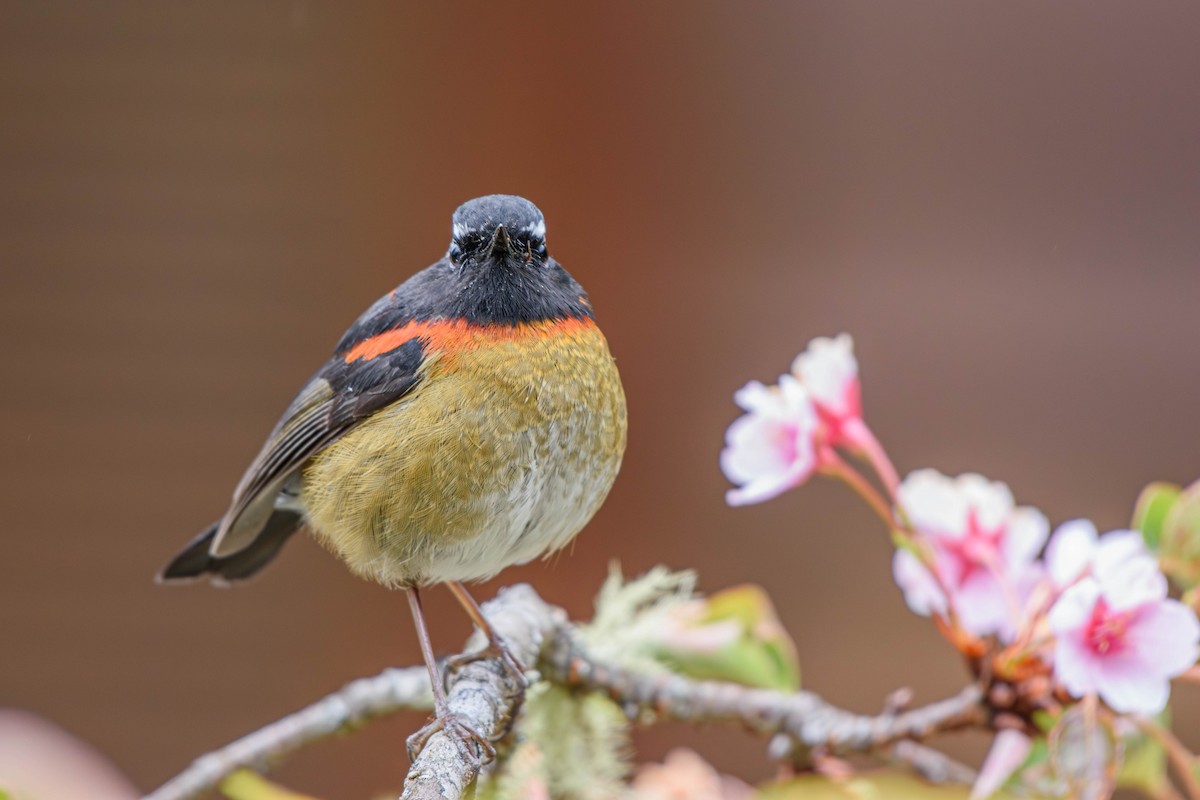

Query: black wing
[208,336,427,558]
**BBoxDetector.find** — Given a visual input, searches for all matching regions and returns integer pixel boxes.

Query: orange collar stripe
[343,316,597,363]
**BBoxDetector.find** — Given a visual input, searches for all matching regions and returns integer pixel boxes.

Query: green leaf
[1132,482,1182,551]
[754,770,1027,799]
[1160,480,1200,589]
[219,770,322,800]
[1022,735,1051,771]
[651,584,800,691]
[1030,709,1059,734]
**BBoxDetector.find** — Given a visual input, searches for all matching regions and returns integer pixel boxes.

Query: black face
[448,194,548,265]
[332,195,592,354]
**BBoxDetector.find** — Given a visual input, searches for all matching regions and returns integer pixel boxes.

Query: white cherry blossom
[1044,519,1150,590]
[720,376,820,506]
[1048,554,1200,715]
[789,334,863,444]
[891,469,1048,640]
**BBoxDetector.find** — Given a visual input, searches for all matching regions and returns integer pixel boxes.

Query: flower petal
[972,730,1034,800]
[721,415,795,484]
[1094,656,1171,715]
[1126,599,1200,677]
[1003,506,1050,568]
[790,334,858,417]
[1049,579,1102,634]
[893,549,947,617]
[955,571,1016,639]
[957,473,1015,532]
[1052,632,1103,699]
[776,373,813,413]
[897,469,970,540]
[725,468,806,506]
[732,380,779,414]
[1101,556,1167,612]
[1045,519,1098,588]
[722,376,819,507]
[1092,530,1151,584]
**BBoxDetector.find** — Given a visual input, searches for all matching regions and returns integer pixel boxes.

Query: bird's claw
[406,711,496,765]
[445,639,528,690]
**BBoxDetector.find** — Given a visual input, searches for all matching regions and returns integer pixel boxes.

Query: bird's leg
[444,580,528,686]
[404,586,495,765]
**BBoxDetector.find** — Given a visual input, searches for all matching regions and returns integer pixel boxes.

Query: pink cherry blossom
[1048,554,1199,715]
[720,376,820,506]
[789,334,863,445]
[891,469,1048,640]
[1044,519,1150,591]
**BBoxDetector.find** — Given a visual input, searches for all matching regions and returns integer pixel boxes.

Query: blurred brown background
[3,1,1200,796]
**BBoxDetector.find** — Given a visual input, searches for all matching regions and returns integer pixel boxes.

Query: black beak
[487,225,513,258]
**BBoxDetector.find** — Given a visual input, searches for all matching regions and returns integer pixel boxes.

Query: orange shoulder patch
[343,317,596,363]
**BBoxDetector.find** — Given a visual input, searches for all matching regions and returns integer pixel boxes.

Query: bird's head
[448,195,548,268]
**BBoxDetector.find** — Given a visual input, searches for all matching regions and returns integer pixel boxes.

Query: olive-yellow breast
[159,195,627,591]
[303,317,626,586]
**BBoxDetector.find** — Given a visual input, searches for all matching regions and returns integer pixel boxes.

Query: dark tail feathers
[157,511,302,585]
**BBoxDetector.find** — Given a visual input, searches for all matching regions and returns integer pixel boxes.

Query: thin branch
[144,666,432,800]
[145,584,989,800]
[842,418,901,498]
[822,451,896,529]
[888,740,979,785]
[540,627,985,757]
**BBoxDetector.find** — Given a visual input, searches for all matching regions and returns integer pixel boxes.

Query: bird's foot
[406,711,496,765]
[445,637,528,690]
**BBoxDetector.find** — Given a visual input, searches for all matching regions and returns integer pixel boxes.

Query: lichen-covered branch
[541,626,985,757]
[144,584,988,800]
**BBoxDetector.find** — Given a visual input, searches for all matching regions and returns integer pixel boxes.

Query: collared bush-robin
[160,194,627,759]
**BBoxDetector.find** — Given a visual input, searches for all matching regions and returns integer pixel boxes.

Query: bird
[159,194,628,760]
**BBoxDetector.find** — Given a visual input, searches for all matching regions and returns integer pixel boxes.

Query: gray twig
[540,627,985,757]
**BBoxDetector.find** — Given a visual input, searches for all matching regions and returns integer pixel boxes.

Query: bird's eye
[519,235,547,260]
[450,233,486,262]
[512,235,532,260]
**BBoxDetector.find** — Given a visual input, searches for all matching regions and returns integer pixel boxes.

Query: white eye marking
[452,223,469,239]
[523,219,546,239]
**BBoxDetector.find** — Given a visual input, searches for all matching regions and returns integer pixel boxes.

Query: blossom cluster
[893,472,1198,714]
[719,334,874,506]
[721,335,1200,718]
